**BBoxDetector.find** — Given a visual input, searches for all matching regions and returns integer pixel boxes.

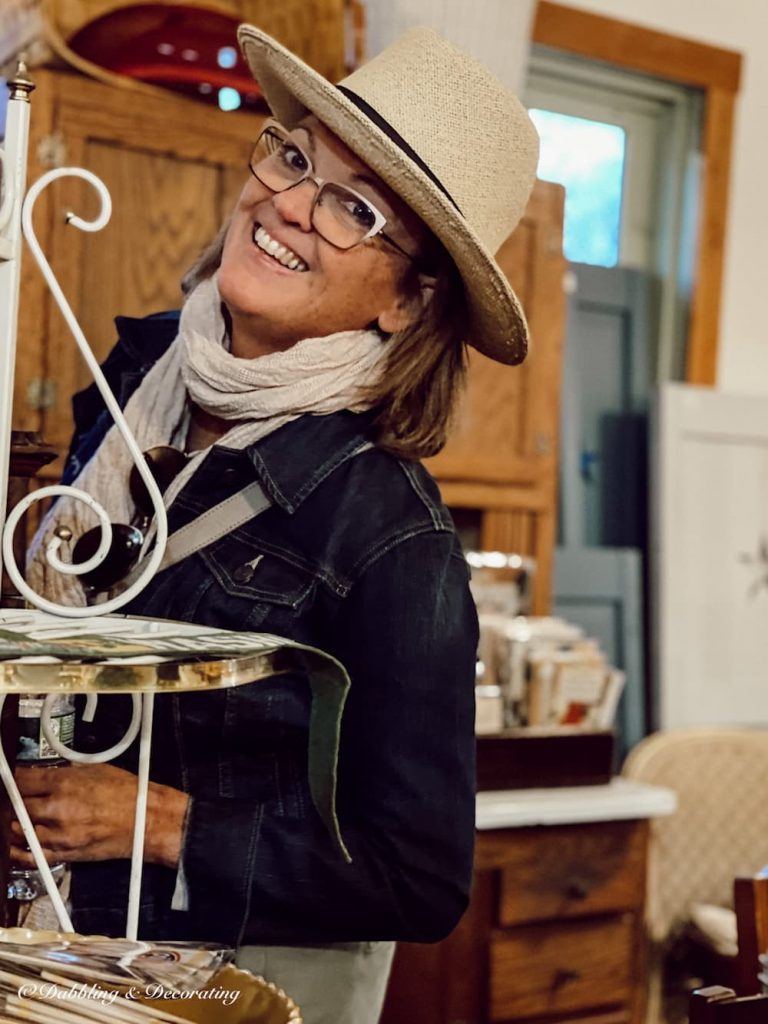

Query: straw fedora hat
[238,25,539,365]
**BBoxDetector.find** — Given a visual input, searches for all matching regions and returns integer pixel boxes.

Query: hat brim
[238,25,529,365]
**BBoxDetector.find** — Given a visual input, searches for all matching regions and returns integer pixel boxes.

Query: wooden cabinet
[427,182,566,613]
[15,67,263,464]
[2,434,57,604]
[13,70,565,610]
[380,820,649,1024]
[490,915,635,1021]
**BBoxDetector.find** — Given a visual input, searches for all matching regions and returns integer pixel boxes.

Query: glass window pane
[528,108,626,267]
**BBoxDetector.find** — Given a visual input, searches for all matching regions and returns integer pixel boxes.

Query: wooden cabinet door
[427,181,566,612]
[425,182,565,487]
[15,68,262,473]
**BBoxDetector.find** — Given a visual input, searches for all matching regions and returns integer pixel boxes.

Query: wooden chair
[689,986,768,1023]
[734,875,768,996]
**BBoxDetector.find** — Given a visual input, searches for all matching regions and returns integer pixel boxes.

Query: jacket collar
[115,311,181,365]
[243,410,376,514]
[123,309,379,515]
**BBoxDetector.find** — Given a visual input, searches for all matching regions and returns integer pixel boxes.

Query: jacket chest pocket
[198,536,318,633]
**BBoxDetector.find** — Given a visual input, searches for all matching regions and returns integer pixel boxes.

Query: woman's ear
[377,273,436,334]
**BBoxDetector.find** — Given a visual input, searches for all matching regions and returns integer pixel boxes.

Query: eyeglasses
[249,123,418,262]
[72,446,189,594]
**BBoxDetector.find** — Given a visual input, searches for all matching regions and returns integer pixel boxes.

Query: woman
[18,24,538,1024]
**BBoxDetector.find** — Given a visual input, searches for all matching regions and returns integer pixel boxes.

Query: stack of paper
[0,934,233,1023]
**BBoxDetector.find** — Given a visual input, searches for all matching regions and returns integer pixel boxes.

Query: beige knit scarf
[27,275,386,606]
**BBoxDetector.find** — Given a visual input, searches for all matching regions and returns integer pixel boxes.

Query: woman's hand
[9,764,189,869]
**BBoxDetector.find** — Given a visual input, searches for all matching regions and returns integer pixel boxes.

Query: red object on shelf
[67,3,266,109]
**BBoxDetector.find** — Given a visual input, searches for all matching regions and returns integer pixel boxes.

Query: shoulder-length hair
[182,225,469,461]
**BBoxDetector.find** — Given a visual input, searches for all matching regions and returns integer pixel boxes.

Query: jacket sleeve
[180,530,479,946]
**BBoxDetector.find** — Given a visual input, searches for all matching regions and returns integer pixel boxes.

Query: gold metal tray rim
[0,649,292,693]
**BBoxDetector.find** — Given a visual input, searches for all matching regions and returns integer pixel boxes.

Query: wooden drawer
[490,914,634,1021]
[497,821,646,925]
[572,1013,631,1024]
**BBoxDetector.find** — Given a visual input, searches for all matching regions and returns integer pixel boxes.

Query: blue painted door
[556,263,660,749]
[560,263,658,549]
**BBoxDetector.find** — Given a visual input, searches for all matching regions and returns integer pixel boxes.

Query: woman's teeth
[253,225,308,271]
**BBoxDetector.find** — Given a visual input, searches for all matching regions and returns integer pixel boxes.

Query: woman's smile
[252,223,309,272]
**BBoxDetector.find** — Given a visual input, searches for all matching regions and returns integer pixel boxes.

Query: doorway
[524,51,702,749]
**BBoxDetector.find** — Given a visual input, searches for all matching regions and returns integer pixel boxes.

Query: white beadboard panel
[0,0,43,67]
[657,383,768,728]
[362,0,535,96]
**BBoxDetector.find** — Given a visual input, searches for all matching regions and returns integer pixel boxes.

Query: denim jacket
[65,312,478,948]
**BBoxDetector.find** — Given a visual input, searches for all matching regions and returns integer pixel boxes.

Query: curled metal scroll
[40,690,154,940]
[0,690,152,937]
[1,168,169,617]
[40,693,142,764]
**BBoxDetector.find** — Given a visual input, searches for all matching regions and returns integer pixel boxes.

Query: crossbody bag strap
[157,440,374,573]
[158,479,270,572]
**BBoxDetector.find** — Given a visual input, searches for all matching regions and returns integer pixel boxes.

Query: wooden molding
[533,1,743,387]
[686,86,735,385]
[438,481,549,513]
[533,2,741,91]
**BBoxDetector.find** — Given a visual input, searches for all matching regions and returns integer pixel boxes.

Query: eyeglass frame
[248,123,419,263]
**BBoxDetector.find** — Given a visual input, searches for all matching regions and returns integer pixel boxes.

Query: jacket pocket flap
[201,538,315,607]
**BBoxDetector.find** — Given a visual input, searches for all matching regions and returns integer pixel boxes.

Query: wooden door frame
[532,1,743,386]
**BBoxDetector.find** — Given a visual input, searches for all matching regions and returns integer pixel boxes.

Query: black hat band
[337,85,462,214]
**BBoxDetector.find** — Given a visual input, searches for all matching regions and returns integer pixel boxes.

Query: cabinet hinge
[37,131,67,169]
[26,378,57,410]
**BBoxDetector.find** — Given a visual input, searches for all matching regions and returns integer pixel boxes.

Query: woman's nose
[272,180,316,231]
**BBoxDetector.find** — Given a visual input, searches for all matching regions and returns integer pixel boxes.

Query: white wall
[364,0,535,95]
[562,0,768,393]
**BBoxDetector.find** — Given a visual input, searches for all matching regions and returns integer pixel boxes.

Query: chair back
[623,728,768,943]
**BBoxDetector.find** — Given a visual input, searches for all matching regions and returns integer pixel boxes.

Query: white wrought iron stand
[0,62,176,941]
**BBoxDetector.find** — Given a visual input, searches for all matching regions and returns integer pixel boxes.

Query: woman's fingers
[10,820,68,854]
[17,763,136,817]
[10,820,62,849]
[8,763,186,867]
[11,797,61,827]
[9,841,60,867]
[9,763,139,861]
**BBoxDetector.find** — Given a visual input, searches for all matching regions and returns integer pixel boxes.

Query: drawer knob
[565,880,589,900]
[553,968,582,988]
